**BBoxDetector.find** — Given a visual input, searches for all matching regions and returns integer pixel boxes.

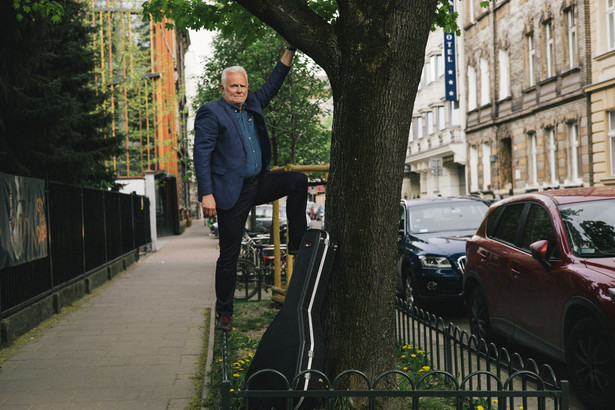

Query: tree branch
[234,0,339,76]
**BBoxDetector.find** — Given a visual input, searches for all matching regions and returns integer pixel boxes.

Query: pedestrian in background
[193,42,308,331]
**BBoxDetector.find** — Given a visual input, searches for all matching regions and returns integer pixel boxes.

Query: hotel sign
[444,0,458,101]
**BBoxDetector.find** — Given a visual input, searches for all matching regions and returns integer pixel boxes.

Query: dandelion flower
[477,406,484,410]
[411,354,416,358]
[248,353,254,357]
[230,389,235,392]
[401,355,406,358]
[233,373,240,377]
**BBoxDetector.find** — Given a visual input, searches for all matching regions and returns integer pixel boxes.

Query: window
[569,123,580,181]
[468,65,477,111]
[482,143,491,190]
[609,111,615,175]
[429,55,437,82]
[436,54,444,78]
[437,106,446,131]
[416,116,423,139]
[499,49,510,99]
[566,8,577,69]
[425,60,432,84]
[450,101,460,126]
[548,128,557,184]
[529,133,538,185]
[545,21,555,78]
[467,0,475,24]
[470,146,479,192]
[426,111,434,135]
[408,122,414,142]
[528,34,536,86]
[521,204,559,258]
[609,0,615,51]
[418,66,424,90]
[491,203,525,245]
[480,57,490,106]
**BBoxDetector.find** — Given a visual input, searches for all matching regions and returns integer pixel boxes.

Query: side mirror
[530,240,552,269]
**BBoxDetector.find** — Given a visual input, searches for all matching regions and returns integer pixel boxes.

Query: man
[193,45,308,331]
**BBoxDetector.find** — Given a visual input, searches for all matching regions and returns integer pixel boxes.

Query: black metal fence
[0,178,151,317]
[220,298,569,409]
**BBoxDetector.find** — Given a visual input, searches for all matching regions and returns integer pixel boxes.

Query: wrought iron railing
[219,298,570,409]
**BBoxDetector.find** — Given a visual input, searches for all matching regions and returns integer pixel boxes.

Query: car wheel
[402,269,421,308]
[467,286,494,342]
[566,318,615,409]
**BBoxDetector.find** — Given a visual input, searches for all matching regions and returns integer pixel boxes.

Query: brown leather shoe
[216,313,232,331]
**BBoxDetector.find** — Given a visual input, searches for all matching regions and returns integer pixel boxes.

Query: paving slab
[0,223,218,409]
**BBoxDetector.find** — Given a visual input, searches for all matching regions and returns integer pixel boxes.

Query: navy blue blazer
[193,62,290,210]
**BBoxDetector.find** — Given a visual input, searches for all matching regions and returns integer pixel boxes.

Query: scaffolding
[87,0,189,183]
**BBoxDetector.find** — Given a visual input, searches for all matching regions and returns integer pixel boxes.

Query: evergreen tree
[0,0,120,188]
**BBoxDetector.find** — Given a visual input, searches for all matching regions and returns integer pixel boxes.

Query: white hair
[221,66,248,85]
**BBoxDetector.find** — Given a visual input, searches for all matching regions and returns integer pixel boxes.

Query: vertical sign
[444,0,458,101]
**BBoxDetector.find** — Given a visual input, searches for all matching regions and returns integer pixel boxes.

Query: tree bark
[237,0,438,384]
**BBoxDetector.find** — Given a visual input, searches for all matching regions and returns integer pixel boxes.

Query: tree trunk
[235,0,439,386]
[321,1,438,384]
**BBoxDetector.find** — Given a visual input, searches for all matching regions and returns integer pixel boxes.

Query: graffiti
[0,173,49,269]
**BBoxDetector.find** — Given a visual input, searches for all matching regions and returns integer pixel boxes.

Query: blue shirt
[225,101,262,178]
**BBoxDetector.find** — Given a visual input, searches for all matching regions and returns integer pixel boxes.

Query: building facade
[587,0,615,186]
[463,0,591,197]
[403,15,467,199]
[88,1,190,234]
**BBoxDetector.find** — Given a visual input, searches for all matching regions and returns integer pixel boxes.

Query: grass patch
[202,298,498,409]
[186,308,211,410]
[202,298,279,409]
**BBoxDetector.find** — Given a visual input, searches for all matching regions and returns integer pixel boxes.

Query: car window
[559,199,615,257]
[485,206,504,238]
[521,204,560,258]
[408,201,488,233]
[490,203,525,245]
[399,204,406,232]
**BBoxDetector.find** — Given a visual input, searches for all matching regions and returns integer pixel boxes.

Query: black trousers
[215,171,308,315]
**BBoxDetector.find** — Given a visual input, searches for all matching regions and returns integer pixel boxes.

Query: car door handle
[511,267,521,279]
[478,250,488,260]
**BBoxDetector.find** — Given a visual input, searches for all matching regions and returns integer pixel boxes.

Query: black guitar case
[245,229,337,409]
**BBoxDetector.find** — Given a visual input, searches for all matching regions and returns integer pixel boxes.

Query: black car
[249,204,287,235]
[397,197,489,307]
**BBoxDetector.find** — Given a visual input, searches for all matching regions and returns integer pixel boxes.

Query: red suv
[463,187,615,409]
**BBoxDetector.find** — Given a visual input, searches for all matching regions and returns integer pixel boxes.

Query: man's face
[221,72,248,107]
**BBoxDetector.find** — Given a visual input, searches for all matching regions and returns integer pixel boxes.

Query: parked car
[463,187,615,409]
[397,197,489,307]
[248,204,287,235]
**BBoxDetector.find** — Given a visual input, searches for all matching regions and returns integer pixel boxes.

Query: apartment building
[587,0,615,185]
[403,19,466,199]
[463,0,591,197]
[88,0,190,235]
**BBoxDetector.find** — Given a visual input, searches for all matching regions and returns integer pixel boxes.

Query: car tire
[565,318,615,409]
[402,269,421,308]
[467,286,496,343]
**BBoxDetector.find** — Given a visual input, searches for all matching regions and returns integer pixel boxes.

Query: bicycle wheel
[234,258,261,301]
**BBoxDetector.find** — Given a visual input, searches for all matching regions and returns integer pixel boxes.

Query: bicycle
[234,231,289,301]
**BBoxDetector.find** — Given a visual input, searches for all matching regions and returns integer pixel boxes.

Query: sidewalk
[0,223,218,409]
